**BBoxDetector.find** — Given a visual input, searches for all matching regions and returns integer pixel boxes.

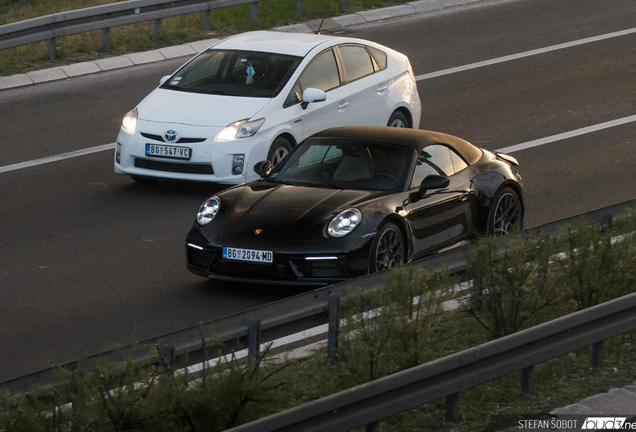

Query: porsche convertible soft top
[312,126,484,166]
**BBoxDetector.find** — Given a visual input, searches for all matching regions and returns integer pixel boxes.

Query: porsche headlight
[197,196,220,225]
[328,209,362,238]
[215,118,265,141]
[122,109,138,135]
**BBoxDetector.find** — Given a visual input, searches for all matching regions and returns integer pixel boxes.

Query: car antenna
[316,19,324,34]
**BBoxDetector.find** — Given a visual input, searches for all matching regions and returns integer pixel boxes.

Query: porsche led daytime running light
[215,118,265,141]
[327,208,362,238]
[197,196,220,225]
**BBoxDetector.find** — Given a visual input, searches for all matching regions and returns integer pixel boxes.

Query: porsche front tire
[370,222,405,273]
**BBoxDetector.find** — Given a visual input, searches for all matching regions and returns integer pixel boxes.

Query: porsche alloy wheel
[489,188,522,236]
[371,223,405,272]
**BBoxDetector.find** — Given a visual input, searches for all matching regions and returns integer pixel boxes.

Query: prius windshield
[161,49,302,98]
[269,138,414,192]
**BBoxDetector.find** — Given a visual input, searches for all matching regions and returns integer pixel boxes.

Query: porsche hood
[205,182,382,242]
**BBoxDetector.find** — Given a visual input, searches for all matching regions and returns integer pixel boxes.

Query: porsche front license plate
[223,247,273,263]
[145,144,191,160]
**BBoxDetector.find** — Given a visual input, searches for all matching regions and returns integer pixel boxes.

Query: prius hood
[136,88,271,127]
[205,182,383,242]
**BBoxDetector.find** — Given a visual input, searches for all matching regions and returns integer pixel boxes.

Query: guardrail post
[521,365,534,392]
[248,317,261,363]
[365,421,379,432]
[203,10,211,31]
[328,293,340,360]
[340,0,347,10]
[296,0,303,15]
[153,18,161,42]
[159,343,176,370]
[592,341,604,368]
[445,393,459,422]
[101,28,109,51]
[250,2,258,23]
[48,38,56,60]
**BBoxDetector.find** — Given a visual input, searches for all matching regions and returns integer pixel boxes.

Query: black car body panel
[186,127,524,285]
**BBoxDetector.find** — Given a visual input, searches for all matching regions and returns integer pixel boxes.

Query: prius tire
[370,223,405,273]
[387,111,409,128]
[267,137,292,167]
[487,187,523,236]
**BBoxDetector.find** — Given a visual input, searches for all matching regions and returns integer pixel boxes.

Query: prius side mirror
[300,88,327,110]
[254,160,272,178]
[160,75,171,85]
[409,174,450,203]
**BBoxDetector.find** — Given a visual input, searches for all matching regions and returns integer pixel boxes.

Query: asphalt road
[2,0,636,383]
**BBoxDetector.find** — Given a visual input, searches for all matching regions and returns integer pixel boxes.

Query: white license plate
[145,144,191,160]
[223,247,273,263]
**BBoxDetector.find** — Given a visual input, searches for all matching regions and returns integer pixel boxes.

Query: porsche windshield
[161,49,302,98]
[270,138,413,191]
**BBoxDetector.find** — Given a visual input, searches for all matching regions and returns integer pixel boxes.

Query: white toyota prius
[114,30,421,184]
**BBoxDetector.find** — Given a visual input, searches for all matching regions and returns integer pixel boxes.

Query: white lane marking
[495,114,636,154]
[415,27,636,81]
[3,28,636,174]
[0,143,115,174]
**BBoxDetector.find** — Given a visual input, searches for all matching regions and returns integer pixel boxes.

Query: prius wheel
[387,111,409,128]
[267,137,292,167]
[488,187,523,236]
[370,223,405,273]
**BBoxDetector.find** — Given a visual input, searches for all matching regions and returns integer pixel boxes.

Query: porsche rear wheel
[488,187,522,236]
[370,223,405,273]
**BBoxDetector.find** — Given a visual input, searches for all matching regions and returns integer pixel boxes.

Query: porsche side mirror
[159,75,171,85]
[301,88,327,110]
[409,174,450,203]
[254,160,272,178]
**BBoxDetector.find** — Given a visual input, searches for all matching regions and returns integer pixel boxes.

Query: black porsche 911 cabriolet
[186,126,523,285]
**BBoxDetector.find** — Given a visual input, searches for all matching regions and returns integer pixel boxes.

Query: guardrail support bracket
[101,28,109,51]
[521,365,534,392]
[592,341,604,368]
[328,293,340,360]
[250,2,257,23]
[48,38,56,61]
[365,421,379,432]
[153,19,161,43]
[248,317,261,363]
[445,393,459,422]
[203,10,211,31]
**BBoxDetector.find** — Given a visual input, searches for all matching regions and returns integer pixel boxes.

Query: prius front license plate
[145,144,191,160]
[223,247,273,263]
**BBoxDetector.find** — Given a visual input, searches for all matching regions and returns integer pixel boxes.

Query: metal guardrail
[0,0,307,60]
[227,288,636,432]
[2,198,635,397]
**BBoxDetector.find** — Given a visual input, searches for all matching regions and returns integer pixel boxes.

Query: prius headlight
[197,196,220,226]
[328,208,362,238]
[215,118,265,141]
[122,108,138,135]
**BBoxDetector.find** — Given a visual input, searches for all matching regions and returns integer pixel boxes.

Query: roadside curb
[0,0,483,91]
